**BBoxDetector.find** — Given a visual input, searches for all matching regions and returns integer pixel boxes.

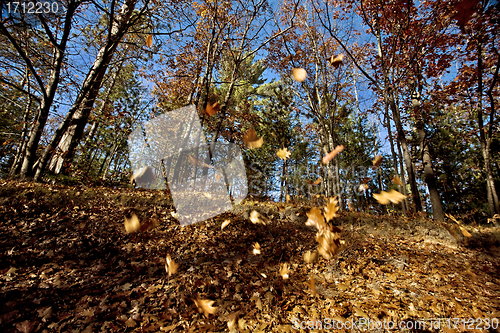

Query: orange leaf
[324,197,339,222]
[146,34,153,48]
[392,176,403,185]
[372,155,383,168]
[204,102,220,117]
[307,177,321,185]
[322,145,344,164]
[242,128,263,149]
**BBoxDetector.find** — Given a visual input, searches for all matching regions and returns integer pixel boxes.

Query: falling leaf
[204,101,220,117]
[221,219,231,230]
[304,250,318,263]
[372,155,383,168]
[329,53,344,68]
[253,242,261,255]
[358,184,369,192]
[286,194,291,204]
[250,210,267,225]
[373,189,407,205]
[165,254,178,277]
[170,211,178,219]
[124,213,140,233]
[445,213,461,224]
[392,176,403,185]
[146,34,153,48]
[317,228,341,260]
[322,145,344,164]
[279,263,290,279]
[242,128,263,149]
[324,197,339,222]
[305,275,317,296]
[277,148,292,160]
[305,208,326,231]
[193,297,218,318]
[459,225,472,238]
[307,177,322,185]
[292,68,307,82]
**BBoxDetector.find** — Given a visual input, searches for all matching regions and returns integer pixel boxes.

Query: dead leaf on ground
[280,263,290,279]
[305,275,317,296]
[373,189,407,205]
[292,68,307,82]
[124,213,140,233]
[322,145,344,164]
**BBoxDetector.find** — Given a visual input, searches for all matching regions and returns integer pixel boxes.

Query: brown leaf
[146,34,153,48]
[459,225,472,238]
[307,177,322,185]
[329,53,344,68]
[305,275,317,296]
[125,318,137,327]
[250,210,268,225]
[305,208,326,231]
[252,242,261,255]
[292,68,307,82]
[124,213,140,233]
[193,297,218,318]
[165,254,178,277]
[373,189,407,205]
[392,176,403,185]
[322,145,344,164]
[242,128,263,149]
[372,155,383,168]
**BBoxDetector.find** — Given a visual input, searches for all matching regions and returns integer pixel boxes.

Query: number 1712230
[6,1,60,14]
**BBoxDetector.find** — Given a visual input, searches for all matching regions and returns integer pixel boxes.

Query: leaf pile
[0,180,500,332]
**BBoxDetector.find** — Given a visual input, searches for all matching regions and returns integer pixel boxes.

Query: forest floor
[1,180,500,333]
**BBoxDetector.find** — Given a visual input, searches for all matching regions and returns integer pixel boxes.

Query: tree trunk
[34,0,139,181]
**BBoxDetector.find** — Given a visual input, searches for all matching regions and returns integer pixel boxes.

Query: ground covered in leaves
[1,180,500,333]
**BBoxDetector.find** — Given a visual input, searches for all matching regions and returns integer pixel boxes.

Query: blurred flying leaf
[280,263,290,279]
[305,275,317,296]
[358,184,369,192]
[307,177,322,186]
[193,297,218,318]
[329,53,344,68]
[372,155,383,168]
[253,242,261,255]
[243,128,263,149]
[124,213,140,233]
[146,34,153,48]
[204,102,220,117]
[221,219,231,230]
[250,210,267,225]
[322,145,344,164]
[165,254,178,277]
[324,197,339,222]
[304,250,318,263]
[392,176,403,185]
[373,190,407,205]
[292,68,307,82]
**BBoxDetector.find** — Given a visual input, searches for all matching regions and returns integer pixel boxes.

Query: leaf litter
[0,180,500,332]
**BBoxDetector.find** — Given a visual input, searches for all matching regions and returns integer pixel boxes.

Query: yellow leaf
[221,219,231,230]
[391,176,403,185]
[146,34,153,48]
[372,155,383,168]
[277,148,291,160]
[124,213,140,233]
[242,128,263,149]
[305,275,317,296]
[165,254,178,277]
[286,194,291,203]
[353,307,368,317]
[322,145,344,164]
[193,297,218,318]
[373,189,407,205]
[303,250,318,263]
[279,263,290,279]
[204,101,220,117]
[358,183,369,192]
[324,197,339,222]
[292,68,307,82]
